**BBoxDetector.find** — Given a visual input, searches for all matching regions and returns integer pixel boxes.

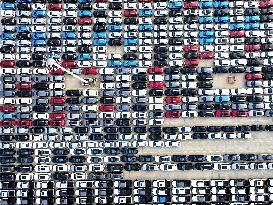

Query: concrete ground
[65,74,98,90]
[213,73,246,89]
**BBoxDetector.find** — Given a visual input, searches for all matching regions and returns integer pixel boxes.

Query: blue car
[32,10,46,18]
[62,32,77,39]
[93,39,107,46]
[77,54,92,61]
[124,38,138,46]
[214,96,230,102]
[1,3,16,10]
[215,16,229,23]
[213,1,229,8]
[32,40,46,46]
[199,17,213,24]
[123,61,138,67]
[78,0,92,2]
[108,24,122,32]
[199,31,214,38]
[48,53,60,59]
[16,0,31,2]
[168,1,182,8]
[78,10,92,17]
[32,32,47,39]
[2,33,16,40]
[93,32,107,39]
[138,24,153,31]
[199,38,214,45]
[245,16,260,23]
[199,1,213,8]
[107,61,122,67]
[16,26,31,33]
[245,23,259,30]
[2,113,13,119]
[230,24,245,31]
[139,9,152,17]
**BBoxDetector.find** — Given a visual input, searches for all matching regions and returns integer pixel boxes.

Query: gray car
[165,104,181,111]
[82,97,98,104]
[35,91,49,97]
[132,97,147,103]
[164,75,180,81]
[116,67,130,74]
[116,90,131,97]
[231,103,248,110]
[100,90,115,97]
[165,82,180,88]
[82,112,97,119]
[116,104,130,111]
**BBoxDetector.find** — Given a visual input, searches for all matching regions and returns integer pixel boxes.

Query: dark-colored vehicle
[108,38,122,46]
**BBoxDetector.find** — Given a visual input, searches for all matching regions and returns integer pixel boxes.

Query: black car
[32,61,44,68]
[229,66,245,73]
[154,53,168,60]
[52,149,70,156]
[132,82,147,89]
[169,9,183,17]
[63,17,77,25]
[198,104,214,110]
[108,38,122,46]
[17,3,32,10]
[33,120,48,126]
[169,38,183,45]
[247,59,263,66]
[184,16,198,23]
[124,18,138,24]
[33,105,49,112]
[153,17,167,24]
[214,9,229,16]
[17,32,31,39]
[164,67,180,74]
[134,127,147,133]
[93,23,107,32]
[116,119,130,126]
[165,89,180,96]
[66,97,80,104]
[180,67,196,74]
[197,73,213,81]
[1,18,16,25]
[181,89,198,96]
[177,163,194,170]
[131,105,147,111]
[244,8,260,15]
[260,8,273,15]
[33,83,48,90]
[100,97,115,104]
[78,46,92,53]
[213,66,229,73]
[93,10,107,17]
[17,149,34,156]
[16,60,31,68]
[109,2,122,9]
[149,89,164,96]
[123,53,137,60]
[32,53,44,60]
[62,53,76,60]
[245,37,260,44]
[78,4,92,10]
[66,90,82,96]
[184,53,198,59]
[47,38,62,46]
[154,60,167,66]
[124,164,141,171]
[1,46,15,53]
[154,46,167,53]
[229,52,246,59]
[262,44,273,51]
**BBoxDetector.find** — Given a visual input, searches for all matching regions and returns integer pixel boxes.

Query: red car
[16,83,32,90]
[232,111,248,117]
[78,18,92,25]
[199,52,214,59]
[1,105,15,112]
[165,111,181,118]
[230,31,245,37]
[165,97,182,104]
[215,110,231,117]
[183,1,198,8]
[61,61,77,68]
[49,120,65,127]
[245,73,263,80]
[0,61,15,68]
[48,3,62,10]
[2,120,15,127]
[124,9,137,17]
[260,0,273,8]
[49,113,66,120]
[51,68,64,75]
[148,82,164,89]
[50,98,65,105]
[245,45,261,52]
[184,60,199,67]
[82,68,98,75]
[148,67,163,74]
[99,105,115,112]
[15,120,32,127]
[184,45,198,52]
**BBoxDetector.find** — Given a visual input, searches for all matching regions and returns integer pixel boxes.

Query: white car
[139,3,152,9]
[169,53,183,60]
[260,23,273,30]
[139,46,153,52]
[169,17,183,23]
[49,83,65,90]
[124,46,137,52]
[154,10,168,16]
[93,3,107,9]
[139,17,152,24]
[230,8,244,16]
[215,60,230,66]
[184,31,198,38]
[215,52,229,59]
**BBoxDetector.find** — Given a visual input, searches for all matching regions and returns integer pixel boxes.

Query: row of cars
[2,179,273,205]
